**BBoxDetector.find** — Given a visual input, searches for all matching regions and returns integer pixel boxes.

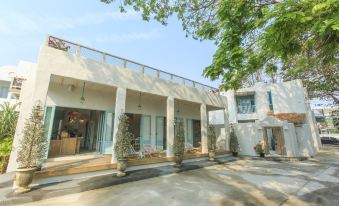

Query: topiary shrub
[173,121,185,167]
[17,103,47,169]
[114,114,134,177]
[229,126,239,156]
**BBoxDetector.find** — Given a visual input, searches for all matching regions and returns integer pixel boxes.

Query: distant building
[0,61,36,110]
[313,107,339,133]
[210,80,321,158]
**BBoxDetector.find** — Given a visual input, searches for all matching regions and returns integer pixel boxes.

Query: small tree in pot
[173,121,185,168]
[254,141,265,157]
[207,125,217,161]
[114,114,134,177]
[15,103,47,193]
[229,126,240,157]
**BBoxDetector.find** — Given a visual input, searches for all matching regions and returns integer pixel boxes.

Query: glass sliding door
[96,112,106,154]
[156,116,165,150]
[44,106,56,158]
[102,112,114,154]
[140,115,151,151]
[186,119,193,145]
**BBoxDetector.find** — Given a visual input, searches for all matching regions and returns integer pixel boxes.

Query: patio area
[35,151,230,178]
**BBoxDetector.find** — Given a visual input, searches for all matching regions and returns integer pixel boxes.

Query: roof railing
[46,35,219,93]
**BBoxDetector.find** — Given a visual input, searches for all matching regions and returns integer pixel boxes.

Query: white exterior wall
[223,80,319,158]
[7,42,229,172]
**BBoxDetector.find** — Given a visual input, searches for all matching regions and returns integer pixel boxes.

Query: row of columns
[112,88,218,162]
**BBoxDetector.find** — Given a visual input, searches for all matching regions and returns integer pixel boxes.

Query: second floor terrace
[47,36,219,93]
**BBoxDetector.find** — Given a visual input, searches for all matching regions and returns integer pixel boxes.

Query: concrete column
[7,70,51,172]
[166,96,174,157]
[223,108,230,151]
[200,104,208,153]
[112,87,126,163]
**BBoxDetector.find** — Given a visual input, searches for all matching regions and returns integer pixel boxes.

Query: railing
[237,105,256,114]
[47,36,218,92]
[9,77,25,93]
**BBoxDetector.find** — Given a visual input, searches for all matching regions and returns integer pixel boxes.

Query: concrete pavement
[15,146,339,206]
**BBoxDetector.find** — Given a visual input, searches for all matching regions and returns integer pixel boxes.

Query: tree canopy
[101,0,339,105]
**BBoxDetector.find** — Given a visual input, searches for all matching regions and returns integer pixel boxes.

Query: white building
[0,61,35,109]
[6,36,320,173]
[210,80,321,157]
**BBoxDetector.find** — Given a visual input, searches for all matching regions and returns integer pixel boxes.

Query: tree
[101,0,339,105]
[16,103,47,168]
[0,103,19,173]
[114,114,134,160]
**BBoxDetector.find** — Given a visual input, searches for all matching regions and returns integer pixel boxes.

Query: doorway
[263,127,285,155]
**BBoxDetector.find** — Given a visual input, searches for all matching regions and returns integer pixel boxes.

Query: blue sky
[0,0,220,87]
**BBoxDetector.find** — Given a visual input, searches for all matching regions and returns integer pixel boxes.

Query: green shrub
[114,114,134,160]
[229,127,239,153]
[16,104,47,168]
[207,125,217,151]
[0,103,18,173]
[173,121,185,155]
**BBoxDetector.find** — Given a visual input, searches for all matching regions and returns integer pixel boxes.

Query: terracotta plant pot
[208,150,216,161]
[117,159,128,177]
[232,152,238,157]
[260,153,265,158]
[15,167,37,194]
[174,153,183,167]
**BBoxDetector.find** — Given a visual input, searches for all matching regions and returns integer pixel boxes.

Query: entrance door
[263,127,285,155]
[156,116,165,150]
[140,115,151,151]
[96,112,105,154]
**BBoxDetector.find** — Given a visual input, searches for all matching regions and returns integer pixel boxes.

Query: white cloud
[95,29,160,43]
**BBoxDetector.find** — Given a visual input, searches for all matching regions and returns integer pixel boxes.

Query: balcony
[46,36,219,94]
[237,105,256,114]
[9,77,25,94]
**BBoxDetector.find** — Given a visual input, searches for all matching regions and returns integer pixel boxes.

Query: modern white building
[6,36,229,172]
[210,80,321,157]
[5,36,320,173]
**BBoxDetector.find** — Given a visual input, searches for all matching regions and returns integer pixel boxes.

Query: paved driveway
[22,147,339,206]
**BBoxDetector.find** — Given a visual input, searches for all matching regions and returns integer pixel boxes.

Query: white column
[7,70,51,172]
[166,96,174,157]
[112,87,126,163]
[223,108,230,151]
[201,104,208,153]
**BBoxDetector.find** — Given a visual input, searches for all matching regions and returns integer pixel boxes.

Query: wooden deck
[35,151,229,178]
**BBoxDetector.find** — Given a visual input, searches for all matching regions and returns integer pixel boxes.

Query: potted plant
[254,141,265,157]
[207,125,217,160]
[173,121,185,167]
[15,103,47,193]
[114,114,134,177]
[229,126,239,157]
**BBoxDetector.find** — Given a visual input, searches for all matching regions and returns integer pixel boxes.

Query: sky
[0,0,220,87]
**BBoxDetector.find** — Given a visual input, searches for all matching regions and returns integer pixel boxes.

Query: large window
[0,86,9,98]
[267,91,274,112]
[236,95,256,114]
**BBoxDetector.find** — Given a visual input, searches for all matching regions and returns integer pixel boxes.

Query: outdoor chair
[143,144,161,158]
[185,143,199,153]
[128,144,144,159]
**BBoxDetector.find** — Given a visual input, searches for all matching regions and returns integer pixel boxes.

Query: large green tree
[101,0,339,105]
